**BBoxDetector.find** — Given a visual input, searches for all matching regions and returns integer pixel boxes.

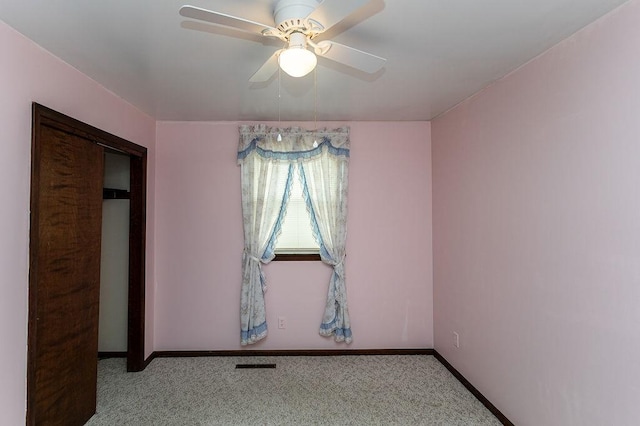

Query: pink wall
[432,1,640,425]
[0,20,156,424]
[154,121,433,350]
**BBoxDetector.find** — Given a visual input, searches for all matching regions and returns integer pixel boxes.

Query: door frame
[27,103,147,423]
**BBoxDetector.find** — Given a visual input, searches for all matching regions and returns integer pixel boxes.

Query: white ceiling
[0,0,630,121]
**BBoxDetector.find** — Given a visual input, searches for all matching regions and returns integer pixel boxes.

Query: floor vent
[235,363,276,369]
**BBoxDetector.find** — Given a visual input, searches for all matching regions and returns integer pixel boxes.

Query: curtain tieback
[243,249,262,264]
[332,254,346,268]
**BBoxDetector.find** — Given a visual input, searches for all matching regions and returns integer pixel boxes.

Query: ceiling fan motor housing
[274,0,320,33]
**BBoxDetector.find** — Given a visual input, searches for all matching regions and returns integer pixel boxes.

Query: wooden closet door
[28,124,104,425]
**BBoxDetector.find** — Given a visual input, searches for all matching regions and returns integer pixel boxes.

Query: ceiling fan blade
[316,41,386,73]
[249,50,282,83]
[305,0,369,32]
[180,5,277,36]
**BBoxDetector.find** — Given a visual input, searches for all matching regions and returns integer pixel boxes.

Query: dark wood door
[28,124,104,425]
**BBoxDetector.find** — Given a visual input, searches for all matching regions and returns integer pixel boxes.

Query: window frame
[273,253,321,261]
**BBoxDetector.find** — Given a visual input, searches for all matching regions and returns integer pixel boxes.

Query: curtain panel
[237,124,352,345]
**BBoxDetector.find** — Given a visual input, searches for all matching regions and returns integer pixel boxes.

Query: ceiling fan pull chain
[313,66,318,148]
[277,65,282,142]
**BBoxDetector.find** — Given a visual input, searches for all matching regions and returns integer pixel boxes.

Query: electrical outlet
[453,331,460,348]
[278,316,286,329]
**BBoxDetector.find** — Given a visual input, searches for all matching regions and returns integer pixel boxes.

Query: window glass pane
[275,167,319,254]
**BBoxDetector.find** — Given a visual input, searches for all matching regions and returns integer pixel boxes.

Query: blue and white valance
[237,124,350,162]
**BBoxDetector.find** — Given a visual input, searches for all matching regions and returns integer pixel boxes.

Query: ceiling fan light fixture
[278,32,317,78]
[279,47,317,77]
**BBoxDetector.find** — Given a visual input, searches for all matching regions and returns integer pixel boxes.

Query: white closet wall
[99,152,130,352]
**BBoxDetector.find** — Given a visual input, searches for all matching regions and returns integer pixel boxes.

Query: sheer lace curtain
[238,156,290,345]
[299,155,351,342]
[237,124,351,345]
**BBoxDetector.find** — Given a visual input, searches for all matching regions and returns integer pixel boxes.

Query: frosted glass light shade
[279,47,317,78]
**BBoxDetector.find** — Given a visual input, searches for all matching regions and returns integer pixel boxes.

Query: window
[274,166,320,259]
[238,125,351,344]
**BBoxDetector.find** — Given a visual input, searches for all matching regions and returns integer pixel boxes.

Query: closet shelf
[103,188,130,200]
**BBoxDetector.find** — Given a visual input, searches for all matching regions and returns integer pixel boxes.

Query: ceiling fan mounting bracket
[309,39,331,56]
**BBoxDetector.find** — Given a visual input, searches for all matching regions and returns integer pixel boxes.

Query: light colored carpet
[86,355,502,425]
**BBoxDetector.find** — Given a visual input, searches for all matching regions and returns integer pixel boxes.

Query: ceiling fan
[179,0,386,82]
